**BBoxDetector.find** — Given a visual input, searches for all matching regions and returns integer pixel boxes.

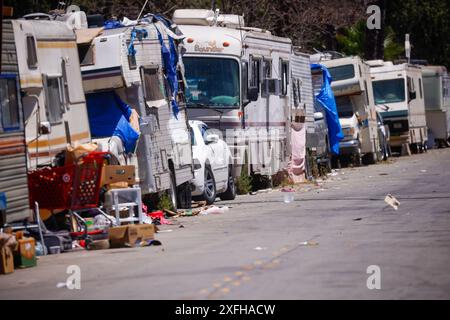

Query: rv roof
[25,20,76,40]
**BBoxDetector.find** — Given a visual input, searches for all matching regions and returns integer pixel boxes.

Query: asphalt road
[1,148,450,299]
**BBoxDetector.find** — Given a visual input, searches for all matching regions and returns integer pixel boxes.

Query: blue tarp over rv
[86,91,139,153]
[311,63,344,155]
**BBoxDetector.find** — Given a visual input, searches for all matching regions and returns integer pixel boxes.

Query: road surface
[1,148,450,299]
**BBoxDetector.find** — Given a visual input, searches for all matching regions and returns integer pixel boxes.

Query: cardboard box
[14,237,37,268]
[109,224,154,248]
[0,247,14,275]
[101,165,136,186]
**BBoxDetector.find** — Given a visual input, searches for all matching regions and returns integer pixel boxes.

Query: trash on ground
[254,246,267,251]
[157,229,173,233]
[149,211,172,225]
[299,241,319,247]
[385,194,401,210]
[420,169,427,173]
[200,206,229,215]
[353,218,362,221]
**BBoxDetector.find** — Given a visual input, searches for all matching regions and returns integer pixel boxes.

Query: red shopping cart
[28,151,114,247]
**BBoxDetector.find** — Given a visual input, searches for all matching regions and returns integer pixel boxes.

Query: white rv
[1,20,30,223]
[173,9,292,179]
[368,61,427,153]
[323,56,381,165]
[10,19,91,168]
[77,19,194,209]
[421,65,450,148]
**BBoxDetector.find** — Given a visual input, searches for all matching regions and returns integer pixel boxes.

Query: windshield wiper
[187,102,208,108]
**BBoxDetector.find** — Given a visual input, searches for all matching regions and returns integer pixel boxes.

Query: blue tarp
[152,15,180,119]
[86,91,139,154]
[311,63,344,155]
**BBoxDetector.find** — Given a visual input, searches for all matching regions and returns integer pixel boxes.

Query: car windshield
[373,78,406,104]
[335,96,354,118]
[328,64,355,82]
[184,57,240,108]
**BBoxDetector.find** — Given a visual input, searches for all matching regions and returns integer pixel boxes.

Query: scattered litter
[157,229,173,233]
[179,225,185,228]
[56,282,67,289]
[254,246,267,251]
[353,218,362,221]
[379,173,389,176]
[281,187,295,203]
[420,169,427,173]
[163,209,178,217]
[299,241,319,247]
[250,191,257,195]
[200,206,229,215]
[149,211,172,225]
[384,194,400,210]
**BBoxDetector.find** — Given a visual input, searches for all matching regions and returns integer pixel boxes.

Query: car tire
[202,165,216,205]
[169,170,178,210]
[219,166,236,201]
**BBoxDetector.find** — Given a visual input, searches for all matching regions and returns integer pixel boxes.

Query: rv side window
[297,79,302,104]
[242,61,248,102]
[249,56,261,93]
[44,77,64,124]
[61,59,69,108]
[261,59,272,97]
[280,60,289,96]
[419,78,423,99]
[26,35,38,69]
[364,80,369,105]
[141,66,165,101]
[292,78,298,108]
[0,78,20,131]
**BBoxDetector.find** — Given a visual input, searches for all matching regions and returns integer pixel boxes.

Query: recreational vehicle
[368,61,427,154]
[323,56,381,165]
[0,20,30,224]
[173,9,293,180]
[421,65,450,148]
[10,19,91,169]
[77,17,193,209]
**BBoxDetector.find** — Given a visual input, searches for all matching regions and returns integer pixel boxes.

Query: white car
[189,120,236,204]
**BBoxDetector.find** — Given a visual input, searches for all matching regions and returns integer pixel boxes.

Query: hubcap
[204,171,215,199]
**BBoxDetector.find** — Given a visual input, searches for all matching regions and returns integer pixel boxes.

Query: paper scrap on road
[385,194,400,210]
[299,241,319,247]
[254,247,267,251]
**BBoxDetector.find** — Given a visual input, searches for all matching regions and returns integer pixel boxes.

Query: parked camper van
[0,20,31,224]
[323,56,381,165]
[77,17,194,209]
[173,9,292,180]
[421,65,450,148]
[368,61,427,154]
[10,19,91,168]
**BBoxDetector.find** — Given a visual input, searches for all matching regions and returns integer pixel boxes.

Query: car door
[201,124,228,185]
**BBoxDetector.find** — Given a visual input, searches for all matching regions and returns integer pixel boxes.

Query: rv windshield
[373,78,406,104]
[335,96,354,118]
[184,57,240,108]
[328,64,355,82]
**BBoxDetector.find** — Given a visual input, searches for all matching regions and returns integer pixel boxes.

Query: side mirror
[39,121,51,135]
[247,87,258,102]
[205,134,219,144]
[408,90,416,102]
[313,112,324,121]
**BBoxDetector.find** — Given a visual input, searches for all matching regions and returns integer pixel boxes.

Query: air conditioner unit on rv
[172,9,215,26]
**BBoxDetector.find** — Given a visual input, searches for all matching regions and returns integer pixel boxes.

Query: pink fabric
[289,122,306,183]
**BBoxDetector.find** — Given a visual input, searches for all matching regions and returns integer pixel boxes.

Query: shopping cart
[28,151,115,247]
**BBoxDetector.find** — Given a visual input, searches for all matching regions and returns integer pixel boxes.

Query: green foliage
[236,170,252,195]
[336,20,404,61]
[157,192,174,211]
